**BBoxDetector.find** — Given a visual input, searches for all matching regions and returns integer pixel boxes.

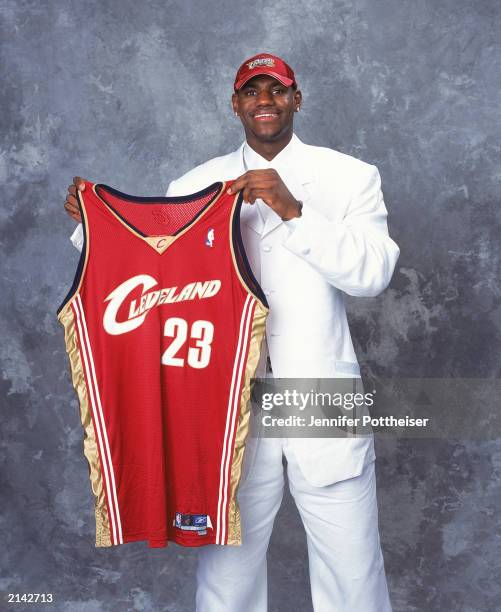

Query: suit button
[301,247,311,255]
[262,245,272,253]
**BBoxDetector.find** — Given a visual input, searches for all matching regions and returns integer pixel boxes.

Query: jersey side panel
[72,292,125,547]
[226,299,268,545]
[58,298,113,547]
[214,187,269,545]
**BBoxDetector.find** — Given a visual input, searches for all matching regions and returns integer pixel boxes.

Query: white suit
[69,133,399,611]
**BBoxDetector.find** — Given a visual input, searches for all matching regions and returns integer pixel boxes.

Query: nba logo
[205,228,215,247]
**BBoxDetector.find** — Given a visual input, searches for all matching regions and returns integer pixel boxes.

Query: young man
[64,53,399,612]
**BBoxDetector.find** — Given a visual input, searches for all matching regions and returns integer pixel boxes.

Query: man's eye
[273,89,285,94]
[245,90,256,96]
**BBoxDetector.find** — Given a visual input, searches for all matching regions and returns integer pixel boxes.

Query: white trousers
[196,437,392,612]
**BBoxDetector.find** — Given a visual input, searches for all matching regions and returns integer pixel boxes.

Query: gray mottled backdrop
[1,0,500,611]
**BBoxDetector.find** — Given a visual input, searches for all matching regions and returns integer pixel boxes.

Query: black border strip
[56,192,87,317]
[231,192,269,309]
[94,181,224,238]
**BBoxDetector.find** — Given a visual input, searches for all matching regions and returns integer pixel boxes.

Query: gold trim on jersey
[226,299,268,545]
[92,181,227,254]
[143,235,176,254]
[59,302,112,547]
[223,188,269,544]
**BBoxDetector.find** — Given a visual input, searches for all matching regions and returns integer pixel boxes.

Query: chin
[253,126,286,142]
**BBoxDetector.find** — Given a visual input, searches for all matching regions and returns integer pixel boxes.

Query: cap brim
[235,70,294,91]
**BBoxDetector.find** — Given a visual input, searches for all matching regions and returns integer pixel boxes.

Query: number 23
[161,317,214,369]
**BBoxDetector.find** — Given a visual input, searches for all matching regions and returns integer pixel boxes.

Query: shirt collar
[241,133,304,226]
[242,133,299,171]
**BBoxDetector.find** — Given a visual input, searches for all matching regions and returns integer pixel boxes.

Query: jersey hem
[96,531,241,548]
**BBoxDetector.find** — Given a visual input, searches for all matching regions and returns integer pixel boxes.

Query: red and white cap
[234,53,296,91]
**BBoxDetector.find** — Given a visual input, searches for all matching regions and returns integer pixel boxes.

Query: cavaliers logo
[247,57,275,70]
[103,274,221,335]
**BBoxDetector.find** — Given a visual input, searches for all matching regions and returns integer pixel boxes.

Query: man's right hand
[64,176,87,223]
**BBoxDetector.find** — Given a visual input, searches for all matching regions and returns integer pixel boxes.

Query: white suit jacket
[69,133,400,486]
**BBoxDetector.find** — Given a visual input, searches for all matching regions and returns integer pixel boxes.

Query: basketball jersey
[56,180,268,548]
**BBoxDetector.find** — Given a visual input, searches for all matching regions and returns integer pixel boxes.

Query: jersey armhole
[230,192,269,310]
[56,188,90,319]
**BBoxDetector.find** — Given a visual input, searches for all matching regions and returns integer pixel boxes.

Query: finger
[242,187,254,204]
[228,170,279,194]
[247,188,272,205]
[230,170,273,193]
[227,174,250,195]
[73,176,86,191]
[65,196,80,212]
[238,174,277,193]
[244,168,279,184]
[64,201,79,216]
[66,194,79,208]
[246,187,264,204]
[246,188,257,204]
[65,206,81,222]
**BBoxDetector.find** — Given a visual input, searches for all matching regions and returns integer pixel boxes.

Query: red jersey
[57,180,268,548]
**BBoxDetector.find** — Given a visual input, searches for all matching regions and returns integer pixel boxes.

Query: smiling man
[64,53,399,612]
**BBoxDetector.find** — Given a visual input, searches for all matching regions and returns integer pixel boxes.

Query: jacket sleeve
[70,223,84,252]
[165,179,180,197]
[281,164,400,297]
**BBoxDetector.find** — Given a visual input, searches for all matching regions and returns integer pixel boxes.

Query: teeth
[255,113,277,118]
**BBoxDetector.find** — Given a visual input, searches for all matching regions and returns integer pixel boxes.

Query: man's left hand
[227,169,302,221]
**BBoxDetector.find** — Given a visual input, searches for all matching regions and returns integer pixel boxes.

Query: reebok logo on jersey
[205,228,215,247]
[174,513,212,531]
[103,274,221,335]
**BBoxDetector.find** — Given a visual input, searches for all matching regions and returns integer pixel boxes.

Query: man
[64,53,399,611]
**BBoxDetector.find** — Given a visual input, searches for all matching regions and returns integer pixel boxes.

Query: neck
[244,128,293,161]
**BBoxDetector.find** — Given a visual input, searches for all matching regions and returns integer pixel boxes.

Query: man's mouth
[253,112,279,121]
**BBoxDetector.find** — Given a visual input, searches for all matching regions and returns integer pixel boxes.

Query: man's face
[232,75,301,143]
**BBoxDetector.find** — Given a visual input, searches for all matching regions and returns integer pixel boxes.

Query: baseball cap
[234,53,296,91]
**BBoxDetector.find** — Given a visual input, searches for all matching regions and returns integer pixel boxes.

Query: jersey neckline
[91,181,227,254]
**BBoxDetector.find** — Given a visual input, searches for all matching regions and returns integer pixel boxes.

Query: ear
[231,92,239,114]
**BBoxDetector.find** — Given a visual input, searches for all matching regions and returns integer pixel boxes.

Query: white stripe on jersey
[73,295,123,545]
[216,294,254,544]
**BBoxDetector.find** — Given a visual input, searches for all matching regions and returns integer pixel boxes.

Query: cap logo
[247,57,275,70]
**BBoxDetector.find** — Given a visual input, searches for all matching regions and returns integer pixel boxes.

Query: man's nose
[255,90,274,105]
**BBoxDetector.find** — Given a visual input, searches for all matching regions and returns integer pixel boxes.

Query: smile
[253,113,279,121]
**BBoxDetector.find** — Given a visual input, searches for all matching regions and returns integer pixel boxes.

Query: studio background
[1,1,500,611]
